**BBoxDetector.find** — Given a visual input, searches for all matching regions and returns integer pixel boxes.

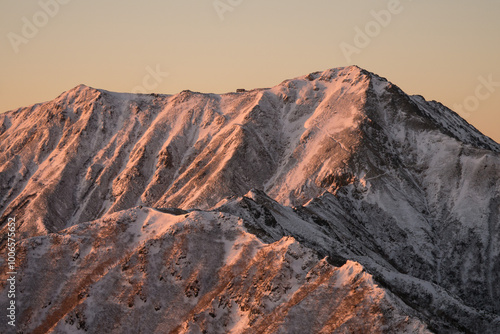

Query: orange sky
[1,0,498,142]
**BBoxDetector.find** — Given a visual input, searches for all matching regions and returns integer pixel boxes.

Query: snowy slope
[1,65,499,332]
[218,190,500,333]
[0,207,430,334]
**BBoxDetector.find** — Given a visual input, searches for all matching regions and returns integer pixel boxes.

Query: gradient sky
[1,0,499,142]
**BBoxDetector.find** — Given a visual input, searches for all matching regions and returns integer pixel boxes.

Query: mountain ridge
[1,66,499,333]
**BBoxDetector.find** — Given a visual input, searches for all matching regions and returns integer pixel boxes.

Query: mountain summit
[1,66,499,333]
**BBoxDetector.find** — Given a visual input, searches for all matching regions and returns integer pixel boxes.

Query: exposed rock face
[1,66,499,333]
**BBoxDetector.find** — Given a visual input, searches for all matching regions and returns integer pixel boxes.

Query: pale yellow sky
[1,0,499,142]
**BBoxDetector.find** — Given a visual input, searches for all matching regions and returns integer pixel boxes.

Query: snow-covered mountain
[2,207,430,333]
[1,66,499,333]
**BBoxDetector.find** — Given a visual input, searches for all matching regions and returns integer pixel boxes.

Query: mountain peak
[64,83,99,94]
[53,83,102,104]
[282,65,372,86]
